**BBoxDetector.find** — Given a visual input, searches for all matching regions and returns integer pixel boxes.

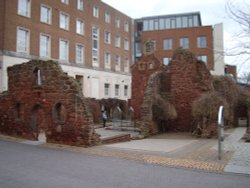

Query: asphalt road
[0,140,249,188]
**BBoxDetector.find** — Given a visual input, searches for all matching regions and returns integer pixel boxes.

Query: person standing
[102,111,107,128]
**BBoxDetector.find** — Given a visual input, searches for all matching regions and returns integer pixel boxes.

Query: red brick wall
[0,60,100,146]
[141,26,214,70]
[132,50,213,134]
[169,52,212,131]
[131,54,161,120]
[2,0,133,72]
[0,0,5,50]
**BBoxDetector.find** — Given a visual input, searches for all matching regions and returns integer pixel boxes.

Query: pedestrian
[102,110,107,128]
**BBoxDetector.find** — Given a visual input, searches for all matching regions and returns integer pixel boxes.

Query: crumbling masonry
[0,60,100,146]
[132,49,213,136]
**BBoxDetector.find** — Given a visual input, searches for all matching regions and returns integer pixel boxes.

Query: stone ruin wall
[0,60,100,146]
[131,54,161,120]
[132,50,213,136]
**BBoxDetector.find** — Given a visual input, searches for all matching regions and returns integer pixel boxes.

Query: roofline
[135,11,202,25]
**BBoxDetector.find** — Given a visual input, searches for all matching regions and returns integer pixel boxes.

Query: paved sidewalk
[223,127,250,174]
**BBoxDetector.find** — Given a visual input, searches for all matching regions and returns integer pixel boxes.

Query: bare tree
[226,0,250,57]
[225,0,250,78]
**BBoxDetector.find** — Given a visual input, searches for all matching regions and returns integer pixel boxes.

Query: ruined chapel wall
[0,60,99,146]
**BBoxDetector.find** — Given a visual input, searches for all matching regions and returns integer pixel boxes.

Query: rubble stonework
[0,60,100,146]
[131,54,161,120]
[132,49,213,135]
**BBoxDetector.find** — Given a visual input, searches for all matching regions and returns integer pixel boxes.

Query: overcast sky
[102,0,249,77]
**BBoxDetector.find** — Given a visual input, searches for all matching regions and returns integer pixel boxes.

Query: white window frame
[163,57,171,65]
[59,38,69,61]
[40,4,52,24]
[104,83,110,97]
[18,0,31,17]
[76,19,84,35]
[180,37,189,49]
[105,11,110,23]
[92,26,99,67]
[124,58,129,73]
[124,85,128,97]
[115,35,121,48]
[40,33,51,58]
[104,31,111,44]
[197,36,207,48]
[59,12,69,30]
[115,55,121,71]
[115,17,120,28]
[115,84,120,97]
[104,52,111,69]
[197,55,208,65]
[124,39,129,50]
[76,43,84,64]
[124,21,129,32]
[17,27,30,54]
[77,0,84,11]
[163,38,172,50]
[93,6,99,18]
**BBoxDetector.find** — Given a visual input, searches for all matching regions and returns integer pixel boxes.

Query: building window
[163,57,171,65]
[40,5,52,24]
[104,31,111,44]
[104,52,111,69]
[124,58,129,73]
[197,36,207,48]
[115,55,121,71]
[92,26,99,66]
[163,39,172,50]
[135,42,142,57]
[182,16,188,27]
[159,18,165,29]
[105,11,110,23]
[171,19,176,29]
[60,12,69,30]
[17,27,29,53]
[124,85,128,97]
[93,6,99,18]
[59,39,69,61]
[76,44,84,64]
[180,37,189,49]
[40,33,50,58]
[76,19,84,35]
[77,0,84,11]
[104,83,110,96]
[115,84,120,97]
[61,0,69,5]
[124,39,129,50]
[115,35,120,47]
[18,0,31,17]
[197,55,208,65]
[115,17,120,28]
[124,21,129,32]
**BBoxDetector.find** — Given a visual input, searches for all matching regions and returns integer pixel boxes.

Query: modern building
[0,0,133,100]
[134,12,225,75]
[0,1,226,101]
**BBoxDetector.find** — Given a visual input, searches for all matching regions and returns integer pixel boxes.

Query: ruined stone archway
[31,104,47,141]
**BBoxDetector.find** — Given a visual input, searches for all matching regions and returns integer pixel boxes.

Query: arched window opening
[33,68,42,86]
[53,102,67,123]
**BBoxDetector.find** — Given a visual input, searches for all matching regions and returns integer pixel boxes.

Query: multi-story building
[134,12,224,75]
[0,1,225,101]
[0,0,133,100]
